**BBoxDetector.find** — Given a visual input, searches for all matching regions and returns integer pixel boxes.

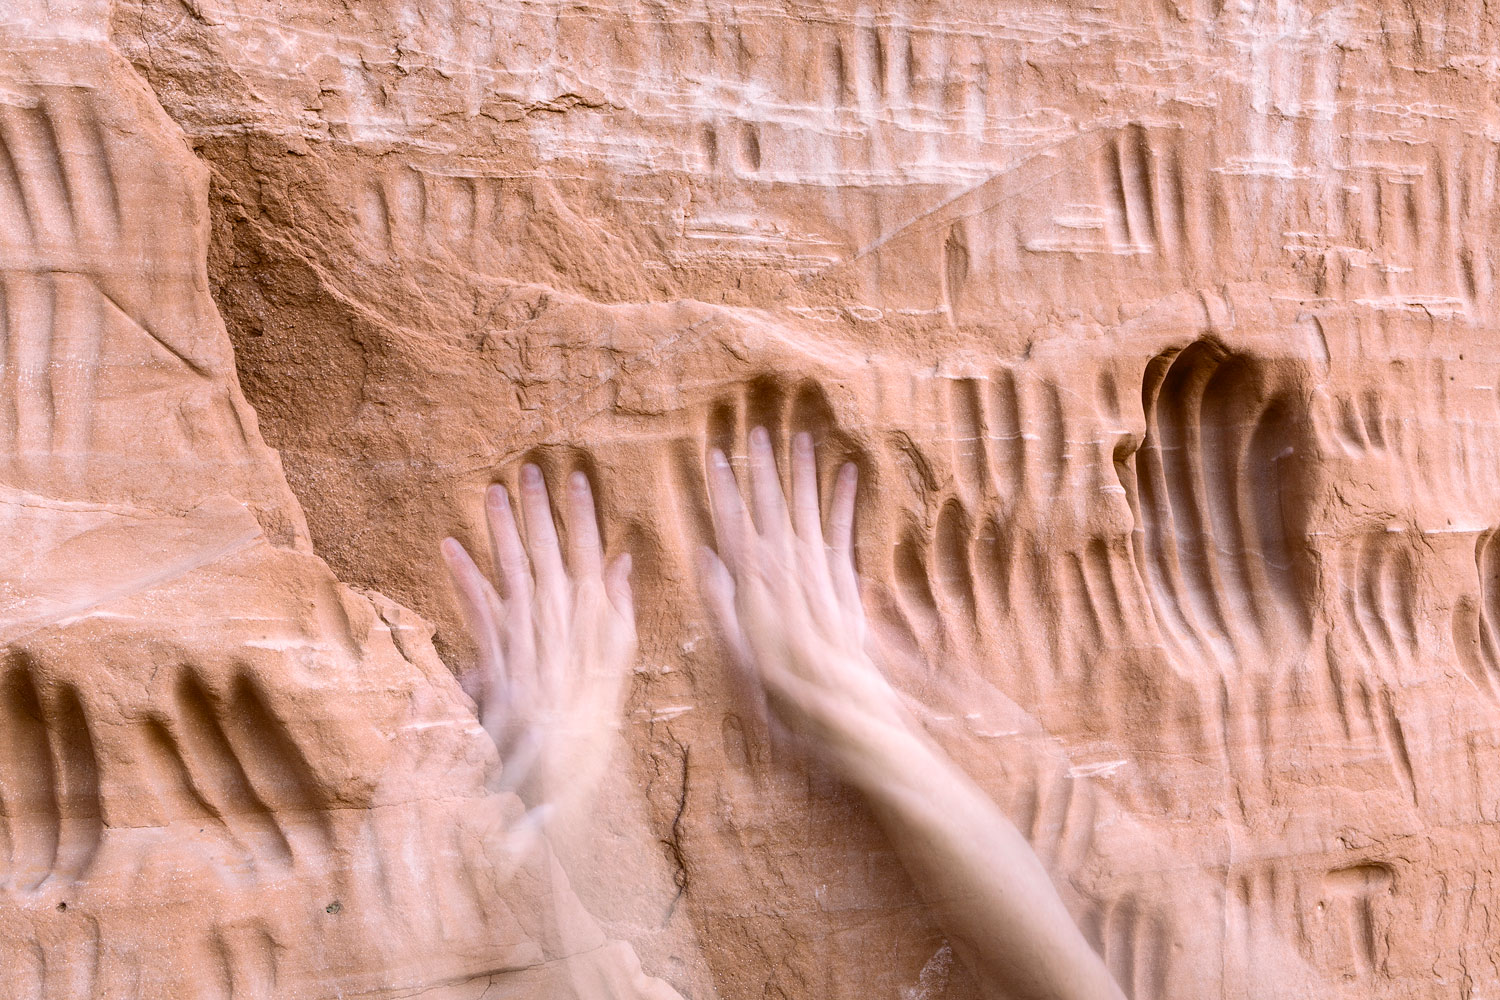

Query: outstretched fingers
[486,485,531,604]
[519,464,566,602]
[562,469,636,628]
[790,432,823,544]
[487,482,539,701]
[747,426,792,545]
[441,537,507,721]
[442,538,504,648]
[828,462,861,611]
[565,471,604,580]
[707,447,752,572]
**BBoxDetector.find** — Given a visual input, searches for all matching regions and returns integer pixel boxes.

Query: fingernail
[570,470,588,492]
[621,552,633,575]
[521,463,542,486]
[440,537,462,559]
[487,484,508,507]
[750,426,769,447]
[795,431,812,452]
[711,449,729,468]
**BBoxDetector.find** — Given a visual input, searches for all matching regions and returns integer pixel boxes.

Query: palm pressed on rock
[699,427,912,781]
[443,464,636,826]
[700,426,1127,1000]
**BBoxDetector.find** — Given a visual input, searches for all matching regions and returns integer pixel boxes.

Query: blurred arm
[699,428,1123,1000]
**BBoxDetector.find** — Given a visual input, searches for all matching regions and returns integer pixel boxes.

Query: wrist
[825,718,940,800]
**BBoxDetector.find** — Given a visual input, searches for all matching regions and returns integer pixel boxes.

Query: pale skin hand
[442,464,636,827]
[700,428,1126,1000]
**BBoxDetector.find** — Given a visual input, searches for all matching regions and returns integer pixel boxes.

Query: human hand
[443,465,636,821]
[700,428,916,785]
[702,431,1134,1000]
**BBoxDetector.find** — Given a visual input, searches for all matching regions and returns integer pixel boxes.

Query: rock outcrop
[4,0,1500,995]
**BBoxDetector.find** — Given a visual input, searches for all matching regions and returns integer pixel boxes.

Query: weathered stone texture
[5,0,1500,995]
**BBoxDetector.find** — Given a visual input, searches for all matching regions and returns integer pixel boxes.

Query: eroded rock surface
[0,6,677,997]
[5,0,1500,996]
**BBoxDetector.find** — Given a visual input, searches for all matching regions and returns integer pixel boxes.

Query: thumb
[603,551,635,623]
[698,546,781,764]
[697,548,749,658]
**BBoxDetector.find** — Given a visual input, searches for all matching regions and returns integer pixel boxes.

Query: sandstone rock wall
[4,0,1500,996]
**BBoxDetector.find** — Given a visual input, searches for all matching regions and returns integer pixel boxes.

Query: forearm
[844,728,1124,1000]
